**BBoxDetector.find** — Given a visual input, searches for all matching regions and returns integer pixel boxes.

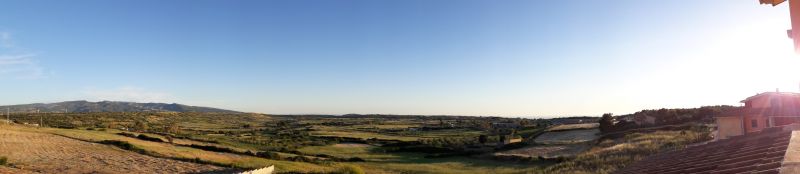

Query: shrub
[136,134,165,142]
[188,144,236,153]
[255,151,282,160]
[0,156,7,166]
[100,140,135,150]
[347,157,366,162]
[287,156,312,162]
[117,132,137,138]
[98,140,147,154]
[336,164,365,174]
[313,154,334,158]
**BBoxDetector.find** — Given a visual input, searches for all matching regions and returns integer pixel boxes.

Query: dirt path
[0,126,225,174]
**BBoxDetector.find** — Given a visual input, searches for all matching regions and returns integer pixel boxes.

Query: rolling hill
[0,101,240,113]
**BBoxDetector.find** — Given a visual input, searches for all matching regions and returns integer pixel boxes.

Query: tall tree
[133,120,149,132]
[599,113,614,133]
[478,135,488,144]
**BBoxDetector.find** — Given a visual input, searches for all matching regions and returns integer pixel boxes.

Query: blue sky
[1,0,799,117]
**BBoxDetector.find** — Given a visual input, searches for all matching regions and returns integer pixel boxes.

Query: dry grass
[0,123,335,173]
[0,166,37,174]
[0,125,223,174]
[547,123,599,131]
[541,128,712,174]
[16,126,335,173]
[494,144,589,158]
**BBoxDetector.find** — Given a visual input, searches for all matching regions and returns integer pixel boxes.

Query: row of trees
[599,105,740,133]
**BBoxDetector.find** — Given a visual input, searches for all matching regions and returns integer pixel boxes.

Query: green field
[299,143,548,174]
[1,113,714,174]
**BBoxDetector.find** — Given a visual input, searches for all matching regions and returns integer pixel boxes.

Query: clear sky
[1,0,799,117]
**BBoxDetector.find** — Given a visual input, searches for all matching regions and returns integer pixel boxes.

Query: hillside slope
[0,125,226,173]
[0,101,240,113]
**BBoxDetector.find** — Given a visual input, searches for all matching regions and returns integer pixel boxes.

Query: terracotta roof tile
[615,127,793,174]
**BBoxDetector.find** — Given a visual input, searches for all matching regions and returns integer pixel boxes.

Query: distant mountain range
[0,101,240,113]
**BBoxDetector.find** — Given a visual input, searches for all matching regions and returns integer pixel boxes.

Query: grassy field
[299,143,548,174]
[311,125,421,141]
[311,130,420,141]
[541,127,712,174]
[31,127,336,173]
[2,112,715,174]
[547,123,599,131]
[311,125,484,141]
[494,144,590,158]
[0,124,224,174]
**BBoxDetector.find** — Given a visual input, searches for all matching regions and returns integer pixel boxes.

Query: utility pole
[5,108,8,125]
[38,109,42,127]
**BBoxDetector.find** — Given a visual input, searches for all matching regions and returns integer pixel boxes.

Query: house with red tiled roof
[716,92,800,140]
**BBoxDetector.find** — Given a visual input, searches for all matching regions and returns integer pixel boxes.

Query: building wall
[748,95,772,109]
[773,117,800,127]
[716,116,743,139]
[744,114,766,133]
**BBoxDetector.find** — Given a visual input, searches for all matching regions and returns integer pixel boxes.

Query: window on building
[752,120,758,128]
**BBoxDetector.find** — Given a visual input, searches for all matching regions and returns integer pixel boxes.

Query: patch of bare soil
[0,126,224,174]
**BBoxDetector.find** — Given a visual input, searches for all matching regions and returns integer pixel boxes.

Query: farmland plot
[494,144,589,158]
[0,125,224,174]
[534,129,600,145]
[547,123,599,131]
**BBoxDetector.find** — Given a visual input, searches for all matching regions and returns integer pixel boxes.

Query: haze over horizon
[1,0,800,117]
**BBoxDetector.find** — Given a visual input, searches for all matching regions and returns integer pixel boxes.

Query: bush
[313,154,334,158]
[100,140,135,150]
[287,156,313,162]
[117,132,137,138]
[136,134,165,142]
[347,157,366,162]
[336,164,365,174]
[255,151,282,160]
[0,156,7,166]
[188,144,236,153]
[98,140,147,154]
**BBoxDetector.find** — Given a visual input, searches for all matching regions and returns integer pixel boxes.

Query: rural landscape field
[0,102,728,173]
[1,1,796,174]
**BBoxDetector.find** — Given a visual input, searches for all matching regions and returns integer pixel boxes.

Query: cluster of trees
[419,137,480,149]
[5,112,269,131]
[629,106,738,125]
[600,105,739,133]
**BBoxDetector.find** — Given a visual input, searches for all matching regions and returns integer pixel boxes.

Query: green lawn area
[311,125,485,141]
[310,130,420,141]
[300,143,548,174]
